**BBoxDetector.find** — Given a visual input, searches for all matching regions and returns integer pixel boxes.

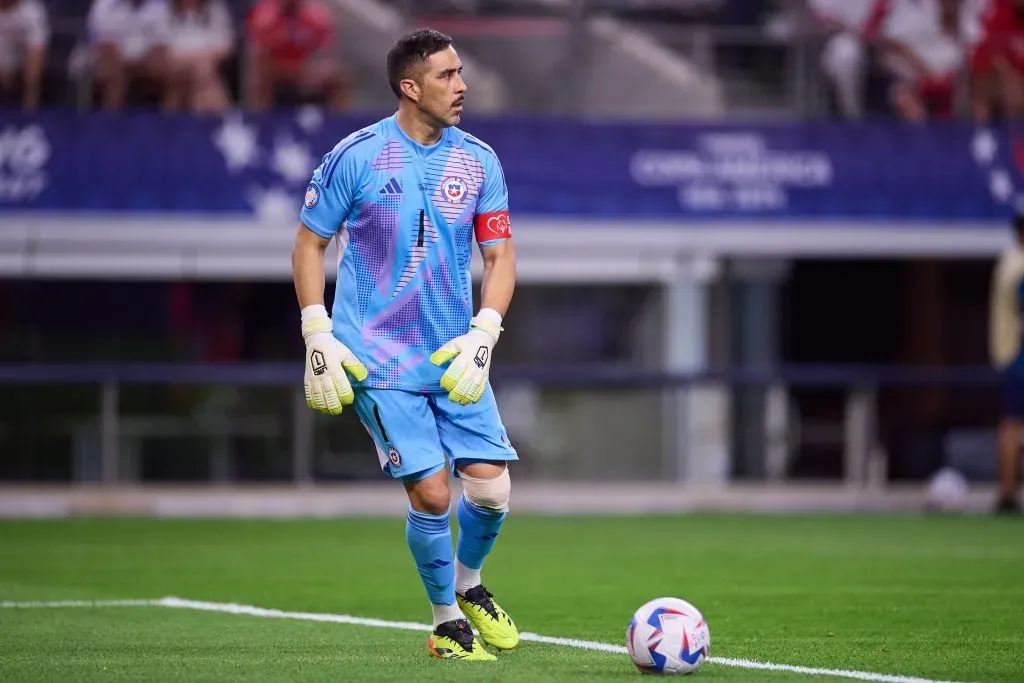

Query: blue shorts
[1004,372,1024,419]
[352,385,518,483]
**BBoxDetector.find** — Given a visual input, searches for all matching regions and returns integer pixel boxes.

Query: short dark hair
[1014,213,1024,241]
[386,29,454,99]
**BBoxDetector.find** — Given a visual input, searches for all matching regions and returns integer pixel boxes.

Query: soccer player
[290,29,519,660]
[989,214,1024,515]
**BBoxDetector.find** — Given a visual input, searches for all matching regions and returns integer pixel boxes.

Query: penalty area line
[0,597,965,683]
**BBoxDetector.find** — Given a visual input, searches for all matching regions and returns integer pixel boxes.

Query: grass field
[1,514,1022,682]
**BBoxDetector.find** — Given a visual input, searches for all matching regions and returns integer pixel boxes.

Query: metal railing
[0,362,1004,488]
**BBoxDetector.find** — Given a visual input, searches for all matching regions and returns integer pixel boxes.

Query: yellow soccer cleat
[457,585,519,650]
[427,618,497,661]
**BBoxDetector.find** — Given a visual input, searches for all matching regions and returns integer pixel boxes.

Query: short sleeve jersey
[300,114,512,392]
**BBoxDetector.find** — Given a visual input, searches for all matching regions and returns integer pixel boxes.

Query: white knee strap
[460,467,510,512]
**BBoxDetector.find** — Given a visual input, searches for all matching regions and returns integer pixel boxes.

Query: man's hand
[301,305,367,415]
[430,309,502,405]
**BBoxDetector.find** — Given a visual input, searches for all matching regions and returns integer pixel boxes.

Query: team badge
[441,176,467,203]
[387,446,402,468]
[304,183,320,208]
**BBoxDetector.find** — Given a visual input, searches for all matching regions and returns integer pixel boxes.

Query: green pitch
[1,514,1022,682]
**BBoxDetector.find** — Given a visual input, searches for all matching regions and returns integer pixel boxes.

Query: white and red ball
[626,597,710,675]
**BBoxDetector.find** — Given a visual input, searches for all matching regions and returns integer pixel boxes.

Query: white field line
[0,597,967,683]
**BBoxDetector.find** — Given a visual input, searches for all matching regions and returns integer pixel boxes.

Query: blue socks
[406,508,455,607]
[456,496,506,574]
[406,498,507,613]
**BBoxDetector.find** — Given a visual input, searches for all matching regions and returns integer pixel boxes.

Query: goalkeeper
[291,29,519,661]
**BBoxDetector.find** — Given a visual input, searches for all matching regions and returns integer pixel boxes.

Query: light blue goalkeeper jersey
[300,114,512,392]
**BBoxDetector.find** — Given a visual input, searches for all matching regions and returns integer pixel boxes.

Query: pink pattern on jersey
[346,201,400,320]
[370,141,407,172]
[364,333,420,367]
[365,283,425,347]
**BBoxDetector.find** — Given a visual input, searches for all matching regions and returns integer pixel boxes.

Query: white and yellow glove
[429,308,502,405]
[301,304,368,415]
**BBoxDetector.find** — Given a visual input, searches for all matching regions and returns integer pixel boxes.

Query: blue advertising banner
[0,110,1019,222]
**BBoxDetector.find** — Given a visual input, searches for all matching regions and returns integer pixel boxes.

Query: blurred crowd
[1,0,1024,121]
[767,0,1024,123]
[0,0,348,113]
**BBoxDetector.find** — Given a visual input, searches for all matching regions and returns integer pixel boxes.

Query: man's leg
[432,387,519,649]
[94,43,128,111]
[820,32,865,119]
[352,388,495,660]
[996,374,1023,514]
[996,418,1021,513]
[403,465,459,625]
[454,461,508,596]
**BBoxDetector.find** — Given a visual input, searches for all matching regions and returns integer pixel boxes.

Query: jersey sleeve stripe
[463,138,492,155]
[321,131,376,188]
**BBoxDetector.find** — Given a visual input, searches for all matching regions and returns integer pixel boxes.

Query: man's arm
[478,238,516,318]
[292,223,332,309]
[293,221,366,414]
[293,132,363,307]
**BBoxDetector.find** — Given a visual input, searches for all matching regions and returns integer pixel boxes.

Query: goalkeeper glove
[429,308,503,405]
[301,304,368,416]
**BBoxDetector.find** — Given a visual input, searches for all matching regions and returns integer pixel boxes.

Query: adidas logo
[379,177,403,195]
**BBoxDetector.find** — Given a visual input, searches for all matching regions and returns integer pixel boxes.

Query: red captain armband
[474,210,512,242]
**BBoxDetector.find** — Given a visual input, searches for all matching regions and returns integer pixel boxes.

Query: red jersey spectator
[245,0,348,112]
[972,0,1024,120]
[880,0,976,122]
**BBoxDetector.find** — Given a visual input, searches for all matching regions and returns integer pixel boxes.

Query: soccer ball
[626,597,710,675]
[925,467,968,512]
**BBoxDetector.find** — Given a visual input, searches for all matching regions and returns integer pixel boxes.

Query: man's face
[411,46,467,128]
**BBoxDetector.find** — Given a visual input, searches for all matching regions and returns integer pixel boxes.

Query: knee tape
[460,467,510,512]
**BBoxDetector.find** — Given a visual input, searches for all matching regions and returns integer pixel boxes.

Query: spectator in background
[971,0,1024,122]
[809,0,891,119]
[164,0,234,113]
[245,0,348,112]
[0,0,48,111]
[878,0,979,123]
[87,0,172,111]
[988,213,1024,515]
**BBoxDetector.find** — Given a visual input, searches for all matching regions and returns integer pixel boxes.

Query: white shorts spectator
[168,0,234,60]
[88,0,172,63]
[0,0,48,72]
[882,0,965,84]
[809,0,891,118]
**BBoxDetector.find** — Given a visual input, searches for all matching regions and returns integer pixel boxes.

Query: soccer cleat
[456,585,519,650]
[994,495,1022,515]
[427,618,496,661]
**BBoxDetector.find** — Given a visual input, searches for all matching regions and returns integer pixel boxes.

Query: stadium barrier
[0,362,1006,517]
